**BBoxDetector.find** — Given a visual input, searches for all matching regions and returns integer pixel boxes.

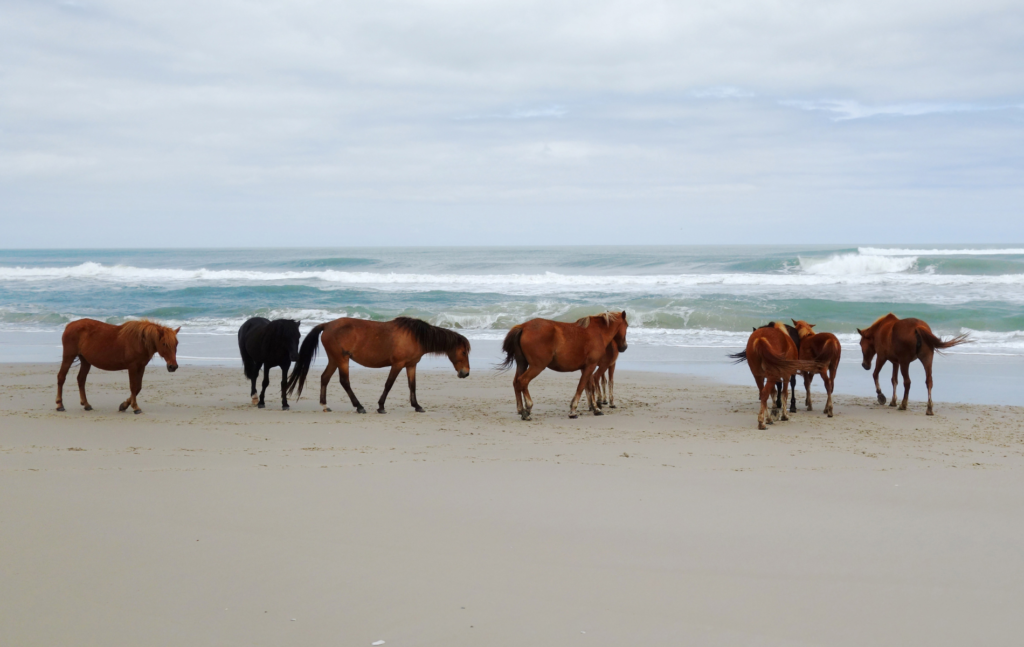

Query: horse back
[321,318,398,367]
[62,319,135,370]
[519,318,603,372]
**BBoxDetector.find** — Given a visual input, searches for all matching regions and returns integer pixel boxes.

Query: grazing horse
[791,319,842,417]
[287,317,470,413]
[732,322,824,430]
[56,319,180,414]
[499,312,628,420]
[238,317,301,410]
[592,343,619,409]
[857,313,970,415]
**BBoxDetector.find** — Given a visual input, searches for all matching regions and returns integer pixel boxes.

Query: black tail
[239,336,258,381]
[286,324,325,398]
[728,350,747,364]
[497,326,525,372]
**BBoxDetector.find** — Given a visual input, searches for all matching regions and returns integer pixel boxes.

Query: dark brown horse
[733,322,824,429]
[857,313,969,415]
[791,319,842,417]
[56,319,180,414]
[287,317,470,413]
[499,312,628,420]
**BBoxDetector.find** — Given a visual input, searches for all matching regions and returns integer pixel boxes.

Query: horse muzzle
[618,342,628,352]
[167,364,178,372]
[458,370,469,379]
[861,362,870,370]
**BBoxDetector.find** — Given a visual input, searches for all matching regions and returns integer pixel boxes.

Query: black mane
[394,317,471,355]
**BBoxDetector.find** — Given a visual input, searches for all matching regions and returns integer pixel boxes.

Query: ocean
[2,245,1023,404]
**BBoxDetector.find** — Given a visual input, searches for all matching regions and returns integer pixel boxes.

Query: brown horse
[791,319,842,417]
[56,319,180,414]
[286,317,470,413]
[499,312,628,420]
[734,322,824,430]
[592,343,619,409]
[857,313,969,415]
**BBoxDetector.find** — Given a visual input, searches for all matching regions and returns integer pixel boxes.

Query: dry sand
[2,362,1024,646]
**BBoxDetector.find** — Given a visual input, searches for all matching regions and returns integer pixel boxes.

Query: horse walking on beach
[499,312,628,420]
[56,319,179,414]
[733,323,802,413]
[238,318,301,410]
[287,317,470,413]
[731,322,825,430]
[857,314,969,415]
[791,319,842,417]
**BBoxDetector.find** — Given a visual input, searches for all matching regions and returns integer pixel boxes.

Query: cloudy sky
[3,0,1023,246]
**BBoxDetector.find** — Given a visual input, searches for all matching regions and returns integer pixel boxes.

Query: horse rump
[753,337,825,375]
[497,325,525,372]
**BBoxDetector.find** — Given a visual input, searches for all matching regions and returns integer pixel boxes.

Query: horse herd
[53,312,968,427]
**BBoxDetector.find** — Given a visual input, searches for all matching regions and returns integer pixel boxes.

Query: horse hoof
[520,413,531,421]
[56,406,65,412]
[569,413,579,419]
[377,408,387,414]
[84,405,92,411]
[898,405,907,411]
[356,407,366,414]
[134,409,142,415]
[609,404,617,409]
[282,405,289,411]
[758,422,767,430]
[251,398,259,405]
[414,407,425,413]
[257,403,265,409]
[827,412,834,418]
[118,404,128,412]
[594,409,604,416]
[877,394,887,405]
[926,409,934,416]
[323,407,332,413]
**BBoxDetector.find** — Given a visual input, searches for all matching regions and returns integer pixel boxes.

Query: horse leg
[119,366,145,414]
[769,382,779,421]
[598,373,607,405]
[773,380,783,415]
[789,375,797,413]
[319,357,338,412]
[56,350,78,411]
[407,364,425,412]
[889,362,899,407]
[780,377,791,421]
[513,363,526,416]
[377,365,402,414]
[77,360,93,410]
[515,364,546,421]
[569,364,598,419]
[872,358,887,404]
[608,363,616,408]
[898,361,911,411]
[337,358,365,413]
[825,367,835,417]
[280,361,291,410]
[803,371,813,411]
[921,351,935,415]
[250,370,259,405]
[258,363,270,408]
[758,379,774,430]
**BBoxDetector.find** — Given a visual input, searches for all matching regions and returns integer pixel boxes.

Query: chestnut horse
[791,319,842,417]
[499,312,628,420]
[287,317,470,413]
[857,313,969,415]
[732,322,824,429]
[56,319,180,414]
[731,322,802,413]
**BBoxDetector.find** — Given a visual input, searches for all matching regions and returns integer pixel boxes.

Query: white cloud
[779,99,1018,120]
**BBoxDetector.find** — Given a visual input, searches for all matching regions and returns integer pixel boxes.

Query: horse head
[158,326,181,372]
[613,311,629,353]
[791,319,816,339]
[857,327,875,370]
[447,341,471,378]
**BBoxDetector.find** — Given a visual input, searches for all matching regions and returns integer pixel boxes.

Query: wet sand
[2,363,1024,646]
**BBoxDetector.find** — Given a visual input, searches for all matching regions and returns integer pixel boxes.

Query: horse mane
[394,317,471,355]
[862,312,897,334]
[118,319,175,352]
[575,311,622,329]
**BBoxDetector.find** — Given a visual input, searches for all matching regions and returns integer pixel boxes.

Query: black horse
[238,318,301,409]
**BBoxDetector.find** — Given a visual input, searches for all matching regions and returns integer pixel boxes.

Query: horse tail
[497,325,525,372]
[286,323,325,398]
[753,338,826,375]
[916,328,971,354]
[817,335,842,366]
[239,335,258,381]
[727,350,747,364]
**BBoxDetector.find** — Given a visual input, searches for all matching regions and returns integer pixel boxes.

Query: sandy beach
[2,362,1024,646]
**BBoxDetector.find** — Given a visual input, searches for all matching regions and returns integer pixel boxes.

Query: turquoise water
[2,245,1023,352]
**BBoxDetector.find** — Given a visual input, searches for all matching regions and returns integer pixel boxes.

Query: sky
[2,0,1023,247]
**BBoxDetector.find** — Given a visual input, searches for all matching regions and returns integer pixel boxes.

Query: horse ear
[791,318,798,326]
[810,323,815,328]
[856,328,863,336]
[174,327,181,334]
[621,311,627,323]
